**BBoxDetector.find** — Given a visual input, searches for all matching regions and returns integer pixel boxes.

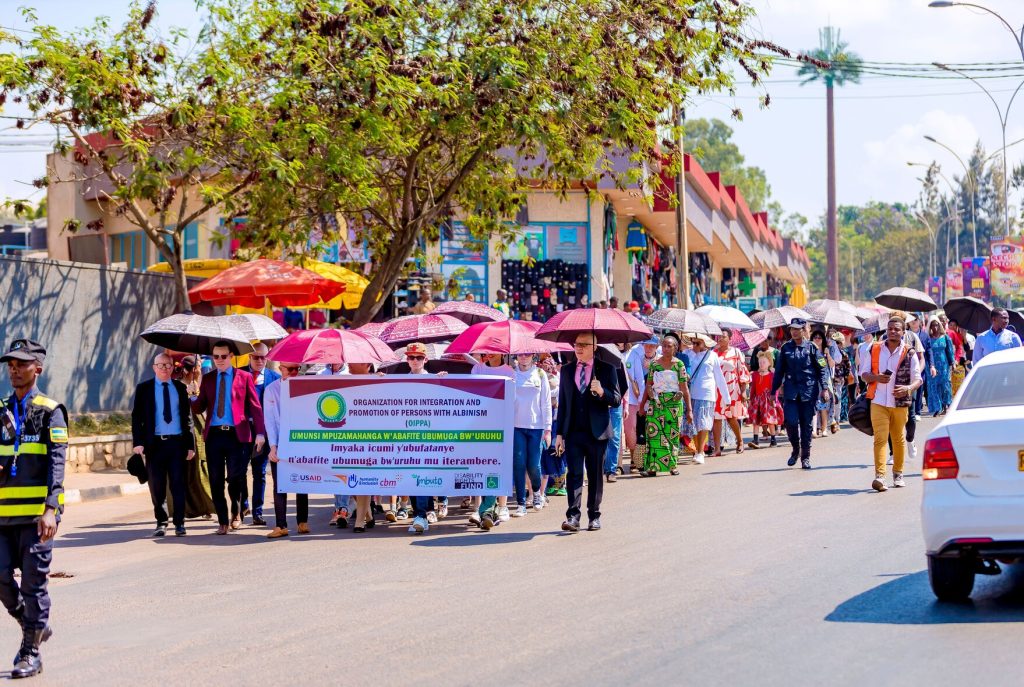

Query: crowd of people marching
[132,300,1022,538]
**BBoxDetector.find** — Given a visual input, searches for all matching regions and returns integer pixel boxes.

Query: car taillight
[923,437,959,480]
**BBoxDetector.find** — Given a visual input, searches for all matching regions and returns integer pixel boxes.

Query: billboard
[945,268,963,299]
[989,237,1024,298]
[961,257,991,301]
[925,276,943,305]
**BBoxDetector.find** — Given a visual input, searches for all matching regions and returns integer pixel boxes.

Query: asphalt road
[9,417,1024,685]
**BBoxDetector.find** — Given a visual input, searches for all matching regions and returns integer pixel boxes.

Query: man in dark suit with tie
[190,341,266,535]
[554,332,621,532]
[239,342,280,526]
[131,353,196,537]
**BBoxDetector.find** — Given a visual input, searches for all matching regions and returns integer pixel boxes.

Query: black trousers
[205,430,249,526]
[145,436,188,527]
[0,525,51,630]
[270,461,308,529]
[783,399,815,460]
[241,442,271,517]
[565,429,607,521]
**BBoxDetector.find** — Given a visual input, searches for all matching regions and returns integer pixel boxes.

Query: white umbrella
[221,314,288,342]
[695,305,759,332]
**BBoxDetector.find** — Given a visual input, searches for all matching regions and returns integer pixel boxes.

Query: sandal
[365,517,375,529]
[736,444,744,454]
[353,526,366,533]
[669,467,680,476]
[645,470,657,477]
[460,497,472,509]
[712,449,723,457]
[747,441,760,450]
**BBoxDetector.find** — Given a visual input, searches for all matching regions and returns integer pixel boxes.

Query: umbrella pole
[305,309,310,330]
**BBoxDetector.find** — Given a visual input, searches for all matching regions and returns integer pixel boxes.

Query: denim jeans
[411,496,447,518]
[513,427,543,506]
[603,404,623,475]
[241,442,270,517]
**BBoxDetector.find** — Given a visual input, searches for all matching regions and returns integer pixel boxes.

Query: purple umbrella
[378,313,469,348]
[432,300,508,325]
[534,308,653,345]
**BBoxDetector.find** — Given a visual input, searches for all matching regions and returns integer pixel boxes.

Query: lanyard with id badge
[0,397,23,478]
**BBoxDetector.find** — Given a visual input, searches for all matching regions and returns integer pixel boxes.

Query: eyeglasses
[153,363,173,369]
[573,342,594,349]
[211,354,231,360]
[407,356,426,361]
[280,366,300,373]
[249,355,266,361]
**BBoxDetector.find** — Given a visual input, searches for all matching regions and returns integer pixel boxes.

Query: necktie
[578,363,587,392]
[162,382,172,424]
[217,373,227,419]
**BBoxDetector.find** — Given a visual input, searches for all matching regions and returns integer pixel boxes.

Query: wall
[0,256,188,413]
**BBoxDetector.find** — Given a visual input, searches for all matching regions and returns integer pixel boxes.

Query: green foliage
[684,118,772,212]
[797,27,862,89]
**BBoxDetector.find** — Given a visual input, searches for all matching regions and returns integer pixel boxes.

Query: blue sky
[3,0,1024,232]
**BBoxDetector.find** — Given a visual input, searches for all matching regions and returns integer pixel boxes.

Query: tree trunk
[826,83,838,300]
[351,223,421,327]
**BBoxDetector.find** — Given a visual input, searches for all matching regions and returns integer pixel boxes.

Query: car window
[957,362,1024,410]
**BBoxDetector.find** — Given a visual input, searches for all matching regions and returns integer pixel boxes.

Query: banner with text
[945,268,963,299]
[990,237,1024,298]
[278,375,514,495]
[961,257,991,301]
[926,276,943,305]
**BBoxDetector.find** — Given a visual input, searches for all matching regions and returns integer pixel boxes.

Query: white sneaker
[693,453,705,465]
[497,506,511,522]
[409,517,429,534]
[437,503,448,519]
[513,505,527,517]
[872,475,888,492]
[426,511,438,524]
[532,495,545,510]
[467,511,481,526]
[908,443,918,461]
[893,472,906,488]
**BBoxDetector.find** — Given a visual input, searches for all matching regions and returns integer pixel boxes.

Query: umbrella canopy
[294,260,369,310]
[354,322,388,338]
[140,313,254,355]
[534,308,653,344]
[1009,309,1024,334]
[860,312,895,335]
[267,328,399,365]
[789,283,809,308]
[393,342,452,360]
[806,299,858,318]
[695,305,759,332]
[378,313,469,347]
[646,308,724,336]
[188,259,346,308]
[875,287,937,313]
[432,300,508,325]
[147,258,240,279]
[750,306,813,330]
[944,297,993,334]
[382,358,476,375]
[447,320,568,355]
[222,314,288,342]
[730,328,769,352]
[807,306,864,331]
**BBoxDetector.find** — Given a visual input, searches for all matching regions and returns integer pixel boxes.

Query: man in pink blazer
[190,341,266,535]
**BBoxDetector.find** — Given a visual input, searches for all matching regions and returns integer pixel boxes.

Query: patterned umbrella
[875,287,937,313]
[750,306,813,330]
[378,313,469,347]
[730,328,769,352]
[807,299,858,315]
[695,305,760,332]
[534,308,653,344]
[393,342,451,360]
[267,328,399,365]
[646,308,724,336]
[221,314,288,342]
[447,320,569,355]
[140,313,254,355]
[806,306,864,331]
[432,300,508,325]
[354,322,388,338]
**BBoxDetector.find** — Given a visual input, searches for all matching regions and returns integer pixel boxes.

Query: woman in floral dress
[639,334,692,476]
[712,328,751,455]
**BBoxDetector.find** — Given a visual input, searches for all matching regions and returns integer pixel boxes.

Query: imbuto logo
[411,473,443,488]
[317,391,347,428]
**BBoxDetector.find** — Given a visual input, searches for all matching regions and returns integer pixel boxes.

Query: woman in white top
[509,353,552,517]
[680,334,730,465]
[468,353,516,528]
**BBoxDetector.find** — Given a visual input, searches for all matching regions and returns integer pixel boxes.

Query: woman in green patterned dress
[638,334,693,476]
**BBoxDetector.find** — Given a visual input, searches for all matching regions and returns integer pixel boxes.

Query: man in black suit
[554,332,621,532]
[131,353,196,537]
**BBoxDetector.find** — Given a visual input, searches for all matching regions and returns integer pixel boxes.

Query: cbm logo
[317,391,347,428]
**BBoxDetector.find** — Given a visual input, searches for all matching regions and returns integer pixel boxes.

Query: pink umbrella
[534,308,653,344]
[355,322,388,338]
[730,328,769,352]
[432,300,508,325]
[447,320,571,355]
[267,328,399,365]
[378,313,469,347]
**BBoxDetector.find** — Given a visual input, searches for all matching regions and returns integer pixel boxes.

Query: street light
[909,161,962,264]
[929,2,1024,60]
[923,135,978,256]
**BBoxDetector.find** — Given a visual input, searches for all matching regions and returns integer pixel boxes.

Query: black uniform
[0,387,66,633]
[771,339,828,465]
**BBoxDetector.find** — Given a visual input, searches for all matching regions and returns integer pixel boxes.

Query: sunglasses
[407,356,426,361]
[280,366,300,373]
[573,342,594,349]
[249,355,266,361]
[211,354,231,360]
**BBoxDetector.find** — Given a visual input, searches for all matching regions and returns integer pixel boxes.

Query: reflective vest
[0,390,67,525]
[866,343,909,401]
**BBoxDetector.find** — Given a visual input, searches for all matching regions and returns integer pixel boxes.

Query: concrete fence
[66,434,133,473]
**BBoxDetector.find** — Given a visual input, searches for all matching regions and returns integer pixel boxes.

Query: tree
[684,118,772,211]
[797,27,862,300]
[210,0,786,325]
[0,2,280,310]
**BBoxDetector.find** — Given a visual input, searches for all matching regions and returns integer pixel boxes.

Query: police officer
[0,339,65,679]
[770,320,830,470]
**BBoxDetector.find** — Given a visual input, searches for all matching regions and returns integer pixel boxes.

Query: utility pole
[674,105,690,309]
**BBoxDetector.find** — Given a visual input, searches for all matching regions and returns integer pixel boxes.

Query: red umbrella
[188,259,346,308]
[534,308,653,344]
[432,300,508,325]
[267,328,399,365]
[378,313,468,347]
[447,320,571,355]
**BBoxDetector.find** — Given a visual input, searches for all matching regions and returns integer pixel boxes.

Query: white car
[921,345,1024,601]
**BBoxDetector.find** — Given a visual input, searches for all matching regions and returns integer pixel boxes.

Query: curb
[64,482,149,505]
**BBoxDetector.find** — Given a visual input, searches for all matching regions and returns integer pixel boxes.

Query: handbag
[848,393,873,436]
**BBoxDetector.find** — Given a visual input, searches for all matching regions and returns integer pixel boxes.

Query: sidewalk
[64,470,148,505]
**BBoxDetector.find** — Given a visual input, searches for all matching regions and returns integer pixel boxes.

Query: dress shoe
[11,628,45,678]
[787,454,798,467]
[152,524,166,538]
[174,526,186,537]
[215,525,228,535]
[11,617,50,666]
[267,527,289,539]
[241,508,251,519]
[251,516,267,526]
[588,518,602,531]
[297,523,311,534]
[605,473,617,483]
[561,517,580,532]
[801,458,811,470]
[230,517,241,530]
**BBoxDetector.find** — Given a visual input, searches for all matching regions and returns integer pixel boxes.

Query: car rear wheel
[928,555,976,602]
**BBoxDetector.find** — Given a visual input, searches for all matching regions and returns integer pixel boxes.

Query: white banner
[278,375,514,495]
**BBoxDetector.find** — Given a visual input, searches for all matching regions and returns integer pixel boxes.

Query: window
[957,362,1024,410]
[157,222,199,262]
[109,231,148,270]
[441,222,488,300]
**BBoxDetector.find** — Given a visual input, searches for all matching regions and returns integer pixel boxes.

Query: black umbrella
[751,306,813,330]
[875,287,937,313]
[1008,309,1024,335]
[943,297,992,335]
